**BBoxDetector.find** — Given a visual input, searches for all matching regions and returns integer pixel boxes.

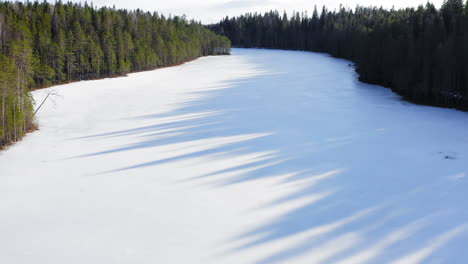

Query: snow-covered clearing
[1,48,468,263]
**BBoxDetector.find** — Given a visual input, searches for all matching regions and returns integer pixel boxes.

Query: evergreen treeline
[0,1,230,148]
[209,0,468,110]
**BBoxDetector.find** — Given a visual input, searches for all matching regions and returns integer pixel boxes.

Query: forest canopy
[0,0,230,148]
[209,0,468,110]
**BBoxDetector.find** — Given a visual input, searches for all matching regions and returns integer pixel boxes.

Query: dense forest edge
[209,0,468,111]
[0,1,231,148]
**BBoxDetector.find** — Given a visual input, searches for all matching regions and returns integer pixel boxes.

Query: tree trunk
[2,77,6,137]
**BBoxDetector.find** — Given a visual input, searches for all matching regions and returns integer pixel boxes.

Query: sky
[48,0,445,24]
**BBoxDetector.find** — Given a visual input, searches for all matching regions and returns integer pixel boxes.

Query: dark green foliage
[0,1,230,148]
[0,54,35,147]
[209,2,468,110]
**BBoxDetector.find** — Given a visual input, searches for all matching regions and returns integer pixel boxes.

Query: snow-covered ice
[1,48,468,263]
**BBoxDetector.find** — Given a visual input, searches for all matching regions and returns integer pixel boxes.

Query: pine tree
[209,3,468,109]
[0,1,230,147]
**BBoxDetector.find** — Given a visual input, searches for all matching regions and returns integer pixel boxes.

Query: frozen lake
[1,48,468,263]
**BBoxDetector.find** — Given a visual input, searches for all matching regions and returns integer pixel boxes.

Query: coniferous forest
[0,1,230,148]
[209,0,468,110]
[3,1,468,148]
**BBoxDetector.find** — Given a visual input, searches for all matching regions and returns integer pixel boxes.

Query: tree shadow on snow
[73,49,468,263]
